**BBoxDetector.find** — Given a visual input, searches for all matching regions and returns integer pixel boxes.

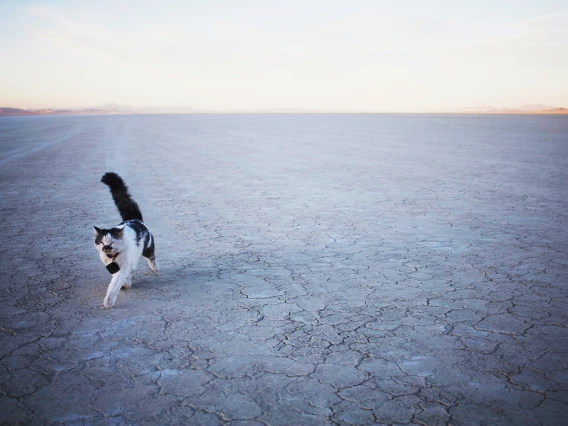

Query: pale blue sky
[1,0,567,111]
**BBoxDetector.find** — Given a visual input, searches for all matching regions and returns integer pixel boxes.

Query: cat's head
[93,225,125,255]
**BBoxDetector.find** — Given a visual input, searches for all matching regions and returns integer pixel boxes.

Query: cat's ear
[93,226,103,235]
[112,226,125,238]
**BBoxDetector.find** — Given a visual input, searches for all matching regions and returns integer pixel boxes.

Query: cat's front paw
[103,296,115,309]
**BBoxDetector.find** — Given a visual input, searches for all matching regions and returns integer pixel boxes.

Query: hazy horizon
[1,1,567,112]
[2,102,568,115]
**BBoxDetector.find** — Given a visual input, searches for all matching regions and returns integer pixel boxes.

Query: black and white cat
[94,172,159,308]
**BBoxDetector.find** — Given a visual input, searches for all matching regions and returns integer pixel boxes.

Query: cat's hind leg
[142,234,159,272]
[146,255,159,272]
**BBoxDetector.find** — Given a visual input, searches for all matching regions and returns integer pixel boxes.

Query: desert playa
[1,113,567,424]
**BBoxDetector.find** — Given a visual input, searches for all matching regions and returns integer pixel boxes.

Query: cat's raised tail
[101,172,143,222]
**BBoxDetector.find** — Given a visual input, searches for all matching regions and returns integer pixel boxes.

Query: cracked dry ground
[1,114,568,425]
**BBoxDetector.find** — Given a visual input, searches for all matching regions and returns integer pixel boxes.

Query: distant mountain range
[0,107,127,116]
[451,105,568,114]
[0,104,205,116]
[1,104,567,116]
[99,103,205,114]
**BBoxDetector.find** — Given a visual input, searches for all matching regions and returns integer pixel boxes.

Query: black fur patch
[121,219,148,247]
[124,219,146,237]
[142,234,155,258]
[94,227,105,245]
[101,172,143,222]
[94,227,123,244]
[110,227,124,238]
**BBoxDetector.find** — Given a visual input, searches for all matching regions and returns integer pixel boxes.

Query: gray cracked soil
[1,114,568,425]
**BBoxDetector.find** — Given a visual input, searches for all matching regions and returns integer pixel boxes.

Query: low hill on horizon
[451,105,568,114]
[0,107,127,116]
